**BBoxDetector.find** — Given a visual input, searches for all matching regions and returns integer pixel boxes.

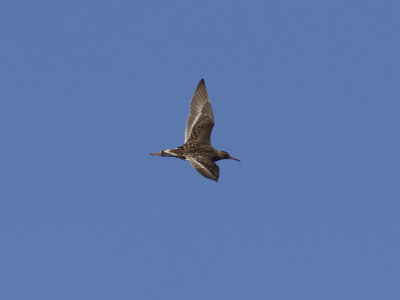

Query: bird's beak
[228,156,240,162]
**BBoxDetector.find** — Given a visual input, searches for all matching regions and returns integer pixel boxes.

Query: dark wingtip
[196,79,206,90]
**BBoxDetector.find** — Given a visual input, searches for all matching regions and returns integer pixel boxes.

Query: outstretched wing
[185,79,215,145]
[188,156,219,182]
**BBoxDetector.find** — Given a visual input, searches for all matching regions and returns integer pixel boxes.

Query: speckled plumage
[151,79,239,182]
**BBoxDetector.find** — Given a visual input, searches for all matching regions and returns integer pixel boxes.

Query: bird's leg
[150,150,165,156]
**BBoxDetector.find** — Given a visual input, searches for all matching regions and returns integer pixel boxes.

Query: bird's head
[217,151,240,162]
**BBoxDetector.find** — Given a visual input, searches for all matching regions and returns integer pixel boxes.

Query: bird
[150,79,240,182]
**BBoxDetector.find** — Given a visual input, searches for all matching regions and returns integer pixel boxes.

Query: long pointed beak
[228,156,240,162]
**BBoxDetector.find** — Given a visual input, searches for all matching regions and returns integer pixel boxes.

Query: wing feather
[185,79,215,144]
[188,156,219,182]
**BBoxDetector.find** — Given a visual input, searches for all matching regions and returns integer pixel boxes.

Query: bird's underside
[160,144,221,181]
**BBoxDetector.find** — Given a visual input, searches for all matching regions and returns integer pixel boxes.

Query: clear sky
[1,1,399,299]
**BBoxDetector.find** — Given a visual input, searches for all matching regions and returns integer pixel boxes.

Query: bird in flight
[151,79,240,182]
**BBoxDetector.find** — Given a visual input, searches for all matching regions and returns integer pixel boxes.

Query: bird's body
[151,79,239,182]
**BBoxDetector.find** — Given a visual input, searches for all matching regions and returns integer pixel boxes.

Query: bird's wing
[188,156,219,182]
[185,79,215,145]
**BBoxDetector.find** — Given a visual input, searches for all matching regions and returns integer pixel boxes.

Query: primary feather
[184,79,215,145]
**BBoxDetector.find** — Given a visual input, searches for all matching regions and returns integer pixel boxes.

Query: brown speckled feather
[188,156,219,182]
[151,79,239,182]
[185,79,215,145]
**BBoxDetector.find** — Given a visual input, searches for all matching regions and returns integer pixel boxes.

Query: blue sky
[1,0,399,299]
